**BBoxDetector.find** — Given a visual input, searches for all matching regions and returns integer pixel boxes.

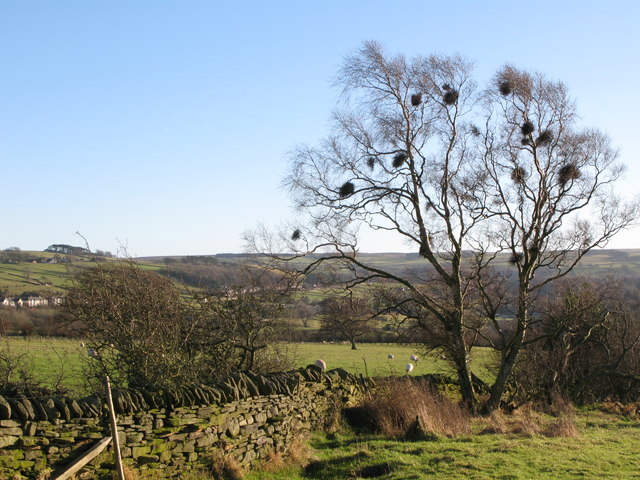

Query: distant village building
[1,297,16,308]
[1,296,58,308]
[51,296,64,306]
[25,296,49,307]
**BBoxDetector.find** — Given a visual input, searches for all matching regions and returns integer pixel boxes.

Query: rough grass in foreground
[243,409,640,480]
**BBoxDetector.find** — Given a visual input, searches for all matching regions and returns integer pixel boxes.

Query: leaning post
[104,375,126,480]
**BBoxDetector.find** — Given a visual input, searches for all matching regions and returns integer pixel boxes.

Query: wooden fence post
[104,375,126,480]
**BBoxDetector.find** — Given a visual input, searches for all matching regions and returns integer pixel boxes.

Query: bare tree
[269,41,496,408]
[319,295,373,350]
[201,269,294,372]
[477,66,639,410]
[249,42,637,411]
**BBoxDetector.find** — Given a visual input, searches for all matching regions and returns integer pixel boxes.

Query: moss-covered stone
[131,445,151,458]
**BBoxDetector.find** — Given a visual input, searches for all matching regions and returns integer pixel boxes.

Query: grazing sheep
[388,354,395,359]
[410,354,419,362]
[405,363,414,375]
[315,359,327,371]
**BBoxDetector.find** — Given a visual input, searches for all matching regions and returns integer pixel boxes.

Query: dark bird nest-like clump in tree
[411,93,422,106]
[536,130,553,146]
[499,80,512,96]
[511,166,527,184]
[291,229,301,241]
[393,152,408,168]
[339,181,355,198]
[443,89,459,105]
[471,125,480,136]
[366,156,376,169]
[558,164,581,186]
[521,121,534,136]
[509,252,524,265]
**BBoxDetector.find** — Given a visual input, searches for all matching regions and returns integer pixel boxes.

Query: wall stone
[0,367,366,479]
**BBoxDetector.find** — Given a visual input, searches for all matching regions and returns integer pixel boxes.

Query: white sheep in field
[315,359,327,371]
[410,354,419,362]
[387,354,395,359]
[405,363,414,375]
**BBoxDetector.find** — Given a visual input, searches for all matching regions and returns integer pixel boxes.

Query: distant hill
[0,251,161,296]
[1,249,638,297]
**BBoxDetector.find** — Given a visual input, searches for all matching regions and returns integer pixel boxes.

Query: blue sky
[1,1,638,256]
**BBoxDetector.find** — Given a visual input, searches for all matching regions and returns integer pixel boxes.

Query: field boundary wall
[0,366,366,479]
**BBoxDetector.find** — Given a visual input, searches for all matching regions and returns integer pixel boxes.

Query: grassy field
[0,338,495,396]
[293,342,495,380]
[3,337,639,479]
[243,409,640,480]
[0,336,88,393]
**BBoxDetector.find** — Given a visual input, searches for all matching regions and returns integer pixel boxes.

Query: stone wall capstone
[0,366,367,479]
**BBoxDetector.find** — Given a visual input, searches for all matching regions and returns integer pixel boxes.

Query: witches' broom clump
[392,152,408,168]
[521,121,534,135]
[339,181,355,197]
[558,163,581,186]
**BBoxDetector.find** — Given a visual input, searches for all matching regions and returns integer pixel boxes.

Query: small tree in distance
[320,295,373,350]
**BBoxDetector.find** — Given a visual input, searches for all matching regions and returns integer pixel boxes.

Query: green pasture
[1,336,87,393]
[0,337,498,397]
[293,342,495,380]
[245,410,640,480]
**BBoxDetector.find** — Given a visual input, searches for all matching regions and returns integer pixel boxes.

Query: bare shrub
[350,378,470,438]
[511,278,640,405]
[65,262,296,391]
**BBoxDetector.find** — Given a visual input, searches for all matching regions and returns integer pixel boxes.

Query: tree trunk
[450,311,477,410]
[350,340,357,350]
[485,292,529,412]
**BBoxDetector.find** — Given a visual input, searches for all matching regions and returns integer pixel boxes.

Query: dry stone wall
[0,366,366,479]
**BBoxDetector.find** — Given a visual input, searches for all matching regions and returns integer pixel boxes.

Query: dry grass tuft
[544,415,579,438]
[208,451,244,480]
[348,378,470,439]
[261,433,314,473]
[478,397,579,438]
[600,400,640,417]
